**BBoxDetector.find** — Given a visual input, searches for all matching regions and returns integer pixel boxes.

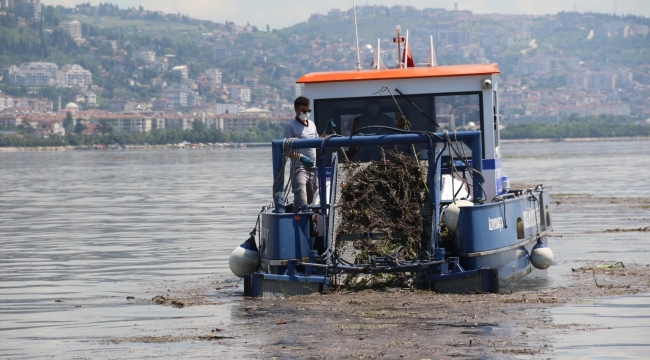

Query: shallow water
[0,140,649,358]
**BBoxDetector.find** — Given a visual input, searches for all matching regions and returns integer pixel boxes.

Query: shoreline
[1,136,649,152]
[501,135,650,143]
[0,143,268,152]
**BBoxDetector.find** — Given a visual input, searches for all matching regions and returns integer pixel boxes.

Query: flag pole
[353,0,362,71]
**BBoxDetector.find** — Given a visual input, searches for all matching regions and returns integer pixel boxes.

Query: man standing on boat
[284,96,335,213]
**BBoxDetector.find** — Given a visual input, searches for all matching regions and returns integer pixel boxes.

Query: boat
[229,28,554,298]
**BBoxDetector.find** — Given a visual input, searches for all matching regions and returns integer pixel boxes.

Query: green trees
[63,112,74,134]
[73,119,87,134]
[0,120,284,147]
[501,115,650,139]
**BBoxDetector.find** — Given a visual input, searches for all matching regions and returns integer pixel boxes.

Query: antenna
[353,0,362,71]
[395,25,402,68]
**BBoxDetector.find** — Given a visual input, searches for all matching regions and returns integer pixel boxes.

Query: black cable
[394,88,440,128]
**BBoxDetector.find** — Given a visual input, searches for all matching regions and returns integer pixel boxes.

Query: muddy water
[0,140,649,358]
[0,149,272,359]
[502,139,650,358]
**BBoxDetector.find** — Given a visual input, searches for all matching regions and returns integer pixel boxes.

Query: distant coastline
[501,136,650,143]
[1,137,649,152]
[0,143,269,152]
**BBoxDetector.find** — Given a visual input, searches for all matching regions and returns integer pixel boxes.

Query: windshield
[313,91,483,163]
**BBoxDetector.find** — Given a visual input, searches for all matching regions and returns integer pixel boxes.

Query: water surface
[1,140,649,358]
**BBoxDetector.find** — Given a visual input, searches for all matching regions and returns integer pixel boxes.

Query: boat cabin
[297,63,504,202]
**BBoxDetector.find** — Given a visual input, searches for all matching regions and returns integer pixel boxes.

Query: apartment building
[60,20,82,39]
[58,64,92,87]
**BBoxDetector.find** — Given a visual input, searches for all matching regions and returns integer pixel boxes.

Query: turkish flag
[402,45,414,68]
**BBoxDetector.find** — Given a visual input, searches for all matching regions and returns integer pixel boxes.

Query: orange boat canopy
[297,63,500,84]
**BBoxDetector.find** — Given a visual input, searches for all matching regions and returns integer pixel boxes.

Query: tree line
[0,120,285,147]
[501,114,650,139]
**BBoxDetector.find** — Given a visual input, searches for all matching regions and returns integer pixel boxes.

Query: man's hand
[324,119,337,135]
[299,155,315,168]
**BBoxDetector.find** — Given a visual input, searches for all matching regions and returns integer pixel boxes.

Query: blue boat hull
[449,187,552,284]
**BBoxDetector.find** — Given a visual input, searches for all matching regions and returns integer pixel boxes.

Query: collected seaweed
[334,150,428,288]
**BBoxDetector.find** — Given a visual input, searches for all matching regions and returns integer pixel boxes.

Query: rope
[492,196,508,229]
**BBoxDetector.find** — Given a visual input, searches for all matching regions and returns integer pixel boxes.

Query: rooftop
[297,63,500,84]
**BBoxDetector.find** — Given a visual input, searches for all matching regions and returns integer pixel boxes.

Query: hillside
[0,3,649,125]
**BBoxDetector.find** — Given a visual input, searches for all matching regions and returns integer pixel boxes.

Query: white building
[6,71,54,87]
[0,93,14,111]
[215,103,238,115]
[228,85,251,103]
[60,20,82,39]
[20,62,59,78]
[205,69,222,84]
[133,50,156,63]
[171,65,189,79]
[57,64,92,87]
[89,115,152,133]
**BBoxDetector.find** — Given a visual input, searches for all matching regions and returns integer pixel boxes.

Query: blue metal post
[271,140,285,213]
[469,135,484,202]
[430,145,441,252]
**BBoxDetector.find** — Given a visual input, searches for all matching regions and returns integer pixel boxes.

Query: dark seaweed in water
[335,151,428,287]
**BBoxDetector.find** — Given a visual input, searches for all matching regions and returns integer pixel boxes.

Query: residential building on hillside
[327,8,346,19]
[162,84,192,107]
[15,0,40,19]
[213,46,228,62]
[5,71,53,87]
[228,85,251,103]
[60,20,82,39]
[243,76,258,90]
[0,115,22,127]
[149,58,168,72]
[205,69,222,84]
[152,98,174,111]
[171,65,188,79]
[57,64,92,87]
[164,116,193,130]
[0,93,14,111]
[215,103,238,115]
[89,115,152,132]
[75,90,96,105]
[106,99,139,112]
[133,50,156,63]
[21,62,59,78]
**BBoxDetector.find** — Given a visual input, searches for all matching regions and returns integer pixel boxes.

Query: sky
[42,0,650,29]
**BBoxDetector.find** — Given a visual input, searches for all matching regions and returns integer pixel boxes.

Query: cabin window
[313,92,482,164]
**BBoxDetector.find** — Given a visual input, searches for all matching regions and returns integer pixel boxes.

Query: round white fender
[530,243,554,270]
[442,200,474,233]
[229,237,261,278]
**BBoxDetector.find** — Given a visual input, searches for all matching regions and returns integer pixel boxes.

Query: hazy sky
[42,0,650,29]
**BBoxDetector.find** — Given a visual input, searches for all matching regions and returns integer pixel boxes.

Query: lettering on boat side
[522,209,540,229]
[488,217,504,231]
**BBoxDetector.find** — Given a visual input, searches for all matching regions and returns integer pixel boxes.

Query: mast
[353,0,361,71]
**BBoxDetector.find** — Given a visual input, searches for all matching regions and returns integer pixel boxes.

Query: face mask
[299,113,309,121]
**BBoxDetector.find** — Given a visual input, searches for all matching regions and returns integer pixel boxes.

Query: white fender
[442,200,474,233]
[530,243,554,270]
[229,237,261,278]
